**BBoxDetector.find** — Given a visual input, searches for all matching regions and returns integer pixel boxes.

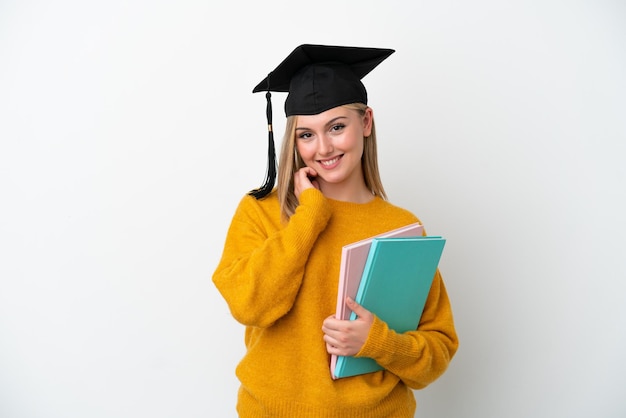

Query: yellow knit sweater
[213,189,458,417]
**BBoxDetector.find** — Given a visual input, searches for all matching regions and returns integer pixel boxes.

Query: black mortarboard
[248,44,395,199]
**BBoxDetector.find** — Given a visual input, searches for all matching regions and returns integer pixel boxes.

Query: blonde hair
[277,103,387,221]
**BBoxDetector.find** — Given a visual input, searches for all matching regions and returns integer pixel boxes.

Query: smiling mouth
[318,155,343,167]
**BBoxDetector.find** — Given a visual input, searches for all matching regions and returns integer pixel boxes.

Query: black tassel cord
[249,86,277,199]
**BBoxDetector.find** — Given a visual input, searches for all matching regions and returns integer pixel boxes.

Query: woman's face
[295,106,372,190]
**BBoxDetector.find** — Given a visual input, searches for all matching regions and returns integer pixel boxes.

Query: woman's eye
[331,124,345,132]
[298,132,312,140]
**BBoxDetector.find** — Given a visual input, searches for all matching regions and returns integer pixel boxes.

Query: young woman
[213,44,458,417]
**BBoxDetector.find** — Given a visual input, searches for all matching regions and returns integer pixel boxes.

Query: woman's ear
[363,107,373,137]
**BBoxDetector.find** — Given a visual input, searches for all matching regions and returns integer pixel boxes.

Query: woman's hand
[322,298,374,357]
[294,166,320,200]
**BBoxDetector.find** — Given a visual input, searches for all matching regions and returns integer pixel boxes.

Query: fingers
[346,297,373,323]
[300,166,318,179]
[323,328,354,357]
[322,305,373,356]
[294,167,319,199]
[322,323,365,357]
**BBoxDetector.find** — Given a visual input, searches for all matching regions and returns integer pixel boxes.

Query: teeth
[320,156,340,166]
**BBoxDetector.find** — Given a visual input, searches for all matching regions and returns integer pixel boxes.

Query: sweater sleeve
[212,189,331,328]
[355,269,459,389]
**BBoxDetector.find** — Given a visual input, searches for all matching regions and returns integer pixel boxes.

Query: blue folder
[333,236,446,379]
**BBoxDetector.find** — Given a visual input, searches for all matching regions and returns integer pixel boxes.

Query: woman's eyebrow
[296,116,348,131]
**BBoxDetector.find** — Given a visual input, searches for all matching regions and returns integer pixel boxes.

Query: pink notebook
[330,222,424,378]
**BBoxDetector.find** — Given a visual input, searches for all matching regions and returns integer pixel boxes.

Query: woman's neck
[318,177,374,203]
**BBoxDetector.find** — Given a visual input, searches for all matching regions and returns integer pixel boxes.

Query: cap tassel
[248,88,277,199]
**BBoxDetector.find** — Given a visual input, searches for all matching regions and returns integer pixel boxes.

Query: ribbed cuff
[356,315,397,362]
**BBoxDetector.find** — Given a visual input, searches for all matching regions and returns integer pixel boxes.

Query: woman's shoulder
[376,197,421,222]
[232,189,281,222]
[236,188,279,207]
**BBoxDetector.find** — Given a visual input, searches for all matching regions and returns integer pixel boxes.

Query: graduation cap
[249,44,395,199]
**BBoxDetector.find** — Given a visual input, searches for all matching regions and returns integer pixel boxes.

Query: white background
[1,1,625,417]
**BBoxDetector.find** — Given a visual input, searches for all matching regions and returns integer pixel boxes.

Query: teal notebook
[333,236,446,379]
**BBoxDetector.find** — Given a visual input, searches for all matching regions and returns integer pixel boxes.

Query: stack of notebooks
[330,222,446,379]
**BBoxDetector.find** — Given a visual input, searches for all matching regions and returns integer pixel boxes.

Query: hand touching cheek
[294,166,320,200]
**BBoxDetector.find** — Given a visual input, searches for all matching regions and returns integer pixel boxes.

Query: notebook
[330,223,423,378]
[332,235,446,379]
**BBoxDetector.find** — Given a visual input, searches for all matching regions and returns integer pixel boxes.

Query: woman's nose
[318,135,334,155]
